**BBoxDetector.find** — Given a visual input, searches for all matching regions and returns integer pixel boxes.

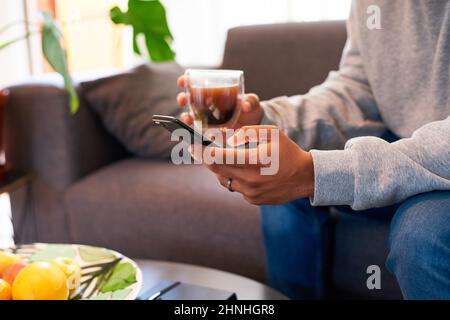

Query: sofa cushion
[64,159,265,281]
[222,21,347,100]
[80,63,183,158]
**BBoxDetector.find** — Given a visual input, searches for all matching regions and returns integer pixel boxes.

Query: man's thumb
[227,125,278,146]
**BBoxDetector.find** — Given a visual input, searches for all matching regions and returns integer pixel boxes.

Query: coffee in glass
[184,69,244,129]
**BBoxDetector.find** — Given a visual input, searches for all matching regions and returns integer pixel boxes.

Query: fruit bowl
[0,243,142,300]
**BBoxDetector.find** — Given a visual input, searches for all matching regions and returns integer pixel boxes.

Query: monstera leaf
[41,12,79,113]
[110,0,175,62]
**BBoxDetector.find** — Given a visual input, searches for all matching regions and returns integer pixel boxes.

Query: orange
[0,251,23,277]
[0,279,12,300]
[2,262,27,285]
[12,262,69,300]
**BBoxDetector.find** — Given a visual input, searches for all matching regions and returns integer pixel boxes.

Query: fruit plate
[3,243,143,300]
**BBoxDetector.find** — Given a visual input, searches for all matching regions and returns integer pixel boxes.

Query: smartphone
[152,115,256,149]
[152,115,219,147]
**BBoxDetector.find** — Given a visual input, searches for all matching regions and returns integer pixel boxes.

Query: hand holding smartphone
[152,115,256,149]
[152,115,218,147]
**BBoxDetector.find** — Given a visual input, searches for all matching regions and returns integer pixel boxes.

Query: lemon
[12,262,69,300]
[51,257,81,293]
[0,251,23,277]
[0,279,12,300]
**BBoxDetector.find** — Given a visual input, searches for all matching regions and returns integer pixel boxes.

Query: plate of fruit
[0,243,143,300]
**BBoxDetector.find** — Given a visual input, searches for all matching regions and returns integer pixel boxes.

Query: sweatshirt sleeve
[311,117,450,210]
[260,5,386,151]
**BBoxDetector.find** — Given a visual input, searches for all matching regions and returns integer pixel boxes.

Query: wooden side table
[0,173,33,195]
[0,173,34,245]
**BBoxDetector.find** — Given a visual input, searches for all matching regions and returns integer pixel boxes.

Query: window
[1,0,351,80]
[0,0,351,82]
[39,0,128,73]
[163,0,351,66]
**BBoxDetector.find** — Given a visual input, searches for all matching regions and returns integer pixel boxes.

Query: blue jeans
[260,191,450,299]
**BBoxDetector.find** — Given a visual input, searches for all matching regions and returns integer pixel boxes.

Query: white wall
[0,0,32,87]
[0,194,13,248]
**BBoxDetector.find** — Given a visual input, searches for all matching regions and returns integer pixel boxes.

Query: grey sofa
[6,21,402,299]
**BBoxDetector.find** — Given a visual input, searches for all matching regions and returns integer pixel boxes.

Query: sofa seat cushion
[64,159,265,281]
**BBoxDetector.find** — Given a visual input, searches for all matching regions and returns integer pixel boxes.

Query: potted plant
[0,0,175,180]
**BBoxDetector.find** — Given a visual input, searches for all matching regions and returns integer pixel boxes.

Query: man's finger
[207,162,245,178]
[191,142,275,168]
[177,92,188,106]
[177,75,186,88]
[227,125,278,147]
[180,112,193,125]
[241,93,259,113]
[246,93,260,110]
[205,145,268,168]
[241,100,252,113]
[216,174,244,193]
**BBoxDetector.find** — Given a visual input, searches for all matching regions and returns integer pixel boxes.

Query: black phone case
[152,115,257,149]
[152,115,216,146]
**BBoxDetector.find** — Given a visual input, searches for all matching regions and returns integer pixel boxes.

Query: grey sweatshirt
[261,0,450,210]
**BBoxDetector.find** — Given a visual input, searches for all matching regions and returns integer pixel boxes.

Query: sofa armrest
[5,83,127,243]
[6,84,127,191]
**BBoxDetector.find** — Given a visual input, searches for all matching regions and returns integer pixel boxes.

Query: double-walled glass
[184,69,244,129]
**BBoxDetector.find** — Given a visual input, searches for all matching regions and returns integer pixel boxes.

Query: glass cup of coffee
[184,69,244,130]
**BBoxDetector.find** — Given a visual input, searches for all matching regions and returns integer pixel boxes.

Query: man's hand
[190,126,315,205]
[176,75,264,128]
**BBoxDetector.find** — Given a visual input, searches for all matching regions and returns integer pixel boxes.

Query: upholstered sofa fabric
[80,63,183,158]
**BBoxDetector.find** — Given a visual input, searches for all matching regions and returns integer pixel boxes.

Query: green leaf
[100,262,137,293]
[111,288,132,300]
[86,292,112,300]
[41,11,79,113]
[110,0,175,63]
[29,244,76,262]
[79,246,116,262]
[0,33,30,50]
[86,288,132,300]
